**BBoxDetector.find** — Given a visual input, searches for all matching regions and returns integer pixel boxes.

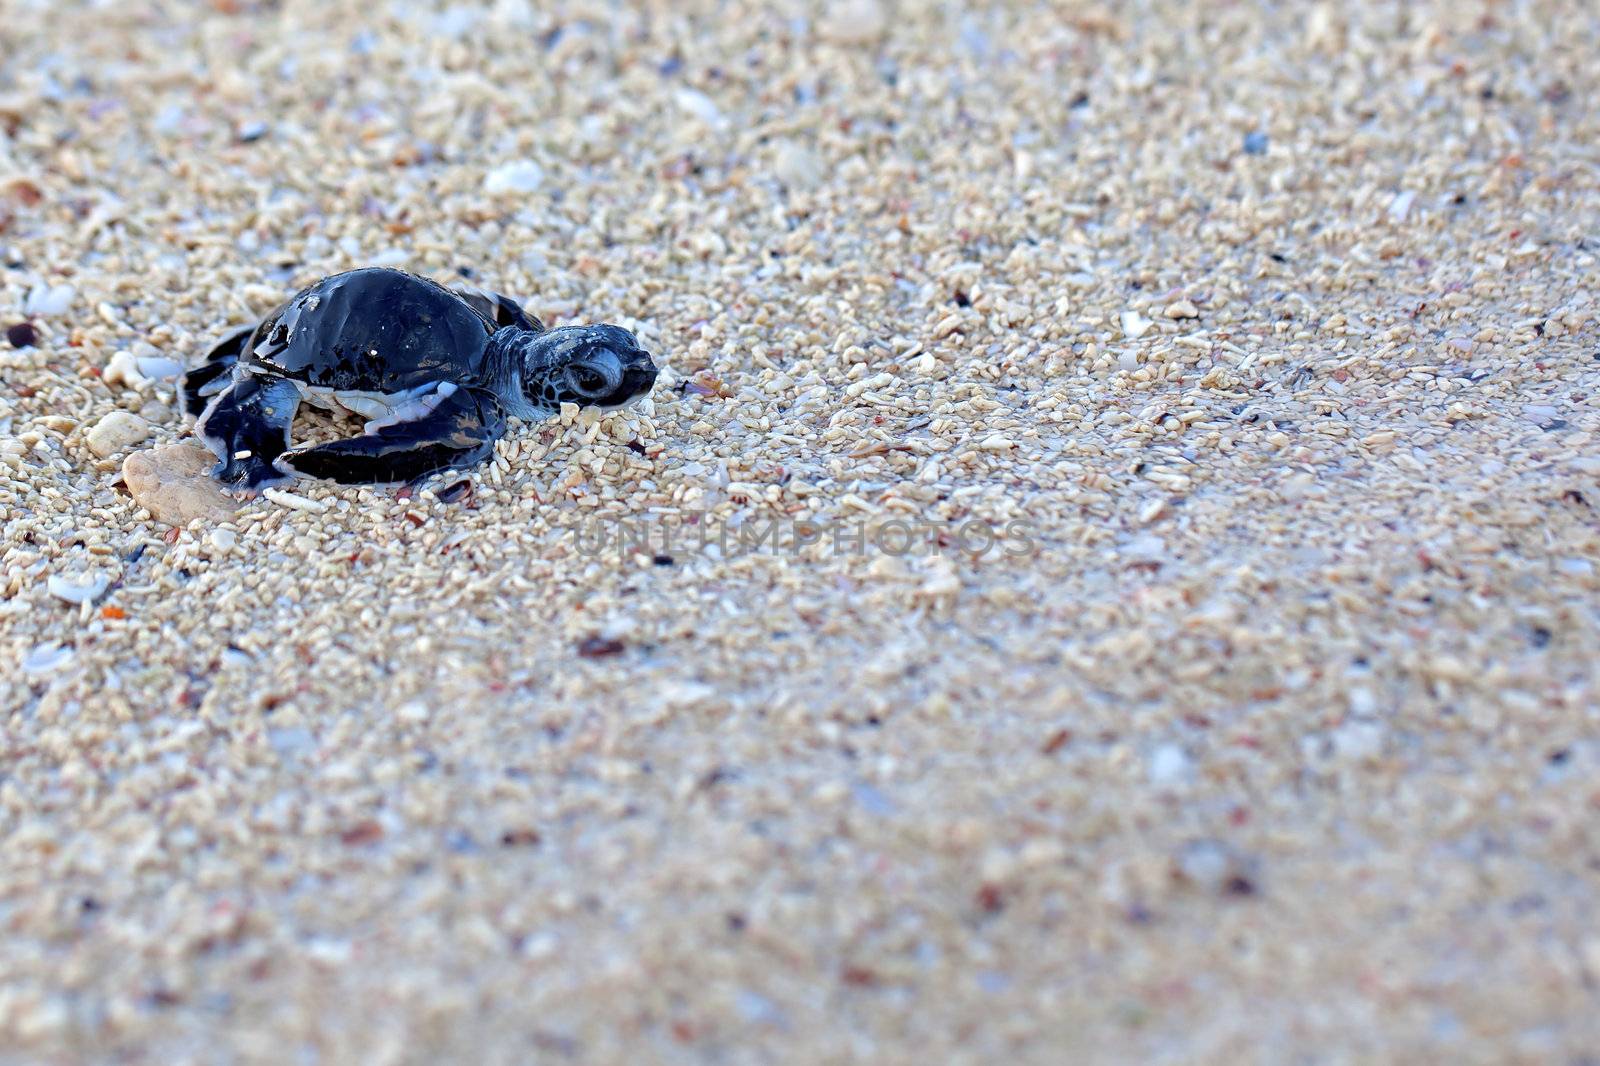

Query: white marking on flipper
[335,394,392,421]
[364,381,458,432]
[310,383,433,420]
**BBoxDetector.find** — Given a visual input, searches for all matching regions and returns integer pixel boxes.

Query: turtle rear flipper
[277,386,506,486]
[180,323,258,418]
[194,373,301,491]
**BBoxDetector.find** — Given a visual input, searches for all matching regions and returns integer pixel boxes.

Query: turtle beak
[618,349,658,401]
[611,348,662,406]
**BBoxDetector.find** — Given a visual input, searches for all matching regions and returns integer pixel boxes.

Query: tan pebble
[86,411,151,457]
[821,0,886,44]
[918,560,962,598]
[1164,300,1199,319]
[773,140,824,188]
[121,443,240,526]
[868,556,909,580]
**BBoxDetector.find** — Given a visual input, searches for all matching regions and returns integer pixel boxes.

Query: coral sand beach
[2,0,1598,1061]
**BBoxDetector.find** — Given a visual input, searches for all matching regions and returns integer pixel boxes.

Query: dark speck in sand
[577,636,626,659]
[6,322,38,348]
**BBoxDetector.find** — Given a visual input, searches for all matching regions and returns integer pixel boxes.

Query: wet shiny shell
[241,267,497,393]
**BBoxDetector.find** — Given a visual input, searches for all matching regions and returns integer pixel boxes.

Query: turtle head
[515,324,658,413]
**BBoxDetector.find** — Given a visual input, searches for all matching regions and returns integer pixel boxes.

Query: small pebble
[673,88,724,126]
[1164,300,1199,319]
[1331,718,1386,761]
[1121,533,1167,562]
[1147,743,1193,786]
[1242,131,1269,155]
[773,140,825,188]
[1387,189,1417,222]
[1138,498,1167,524]
[23,283,75,317]
[1174,840,1255,896]
[919,560,962,598]
[483,160,545,194]
[397,701,431,723]
[821,0,887,44]
[85,410,150,457]
[5,322,38,348]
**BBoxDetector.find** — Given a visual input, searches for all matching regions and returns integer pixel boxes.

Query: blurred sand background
[2,0,1599,1061]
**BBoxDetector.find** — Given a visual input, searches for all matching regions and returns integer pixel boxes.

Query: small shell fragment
[47,573,110,604]
[103,351,148,390]
[24,284,75,317]
[264,488,330,512]
[134,355,184,380]
[22,644,74,675]
[483,160,545,194]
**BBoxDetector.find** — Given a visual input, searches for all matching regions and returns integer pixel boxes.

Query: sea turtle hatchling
[179,267,658,489]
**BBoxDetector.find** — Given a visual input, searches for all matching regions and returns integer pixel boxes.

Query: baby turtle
[179,267,657,489]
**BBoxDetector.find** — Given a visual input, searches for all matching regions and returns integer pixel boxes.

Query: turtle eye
[573,368,606,393]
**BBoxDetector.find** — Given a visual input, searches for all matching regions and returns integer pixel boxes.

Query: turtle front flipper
[450,284,544,332]
[277,385,506,486]
[180,323,259,418]
[194,373,302,491]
